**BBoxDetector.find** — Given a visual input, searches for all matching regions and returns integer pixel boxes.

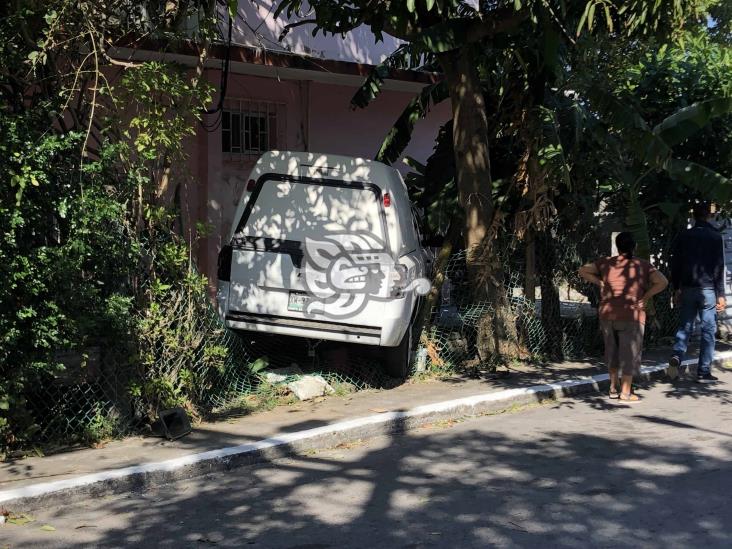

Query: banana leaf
[375,80,449,164]
[664,158,732,204]
[654,98,732,148]
[350,44,429,109]
[624,189,657,316]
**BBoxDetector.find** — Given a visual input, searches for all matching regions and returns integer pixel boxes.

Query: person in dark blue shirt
[668,202,726,383]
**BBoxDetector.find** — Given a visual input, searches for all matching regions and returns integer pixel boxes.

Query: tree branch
[102,49,145,69]
[279,18,320,40]
[384,8,529,50]
[465,8,530,44]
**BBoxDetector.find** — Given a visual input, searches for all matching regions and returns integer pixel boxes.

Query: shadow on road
[12,401,731,548]
[632,414,732,439]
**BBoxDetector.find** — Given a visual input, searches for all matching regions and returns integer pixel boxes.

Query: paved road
[3,369,732,548]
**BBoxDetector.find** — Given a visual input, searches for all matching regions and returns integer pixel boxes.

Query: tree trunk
[415,221,461,344]
[524,229,536,302]
[437,48,494,271]
[536,231,563,360]
[437,48,523,368]
[154,0,214,208]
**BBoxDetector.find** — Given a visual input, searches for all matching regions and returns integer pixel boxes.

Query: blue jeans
[672,288,717,375]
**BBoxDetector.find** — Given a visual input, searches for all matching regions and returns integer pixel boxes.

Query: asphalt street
[3,368,732,548]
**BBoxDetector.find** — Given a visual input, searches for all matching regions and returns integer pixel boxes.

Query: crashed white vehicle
[216,151,432,377]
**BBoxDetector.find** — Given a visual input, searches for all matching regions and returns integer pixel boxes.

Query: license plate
[287,292,311,312]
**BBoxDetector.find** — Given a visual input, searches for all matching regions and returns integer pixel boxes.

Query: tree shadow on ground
[660,381,732,406]
[9,399,732,549]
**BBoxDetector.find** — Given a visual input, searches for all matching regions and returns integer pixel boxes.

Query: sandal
[619,392,640,402]
[609,389,620,399]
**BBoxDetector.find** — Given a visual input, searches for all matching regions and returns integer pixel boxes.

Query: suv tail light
[389,263,408,297]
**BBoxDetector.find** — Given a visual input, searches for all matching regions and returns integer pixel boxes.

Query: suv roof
[254,151,402,186]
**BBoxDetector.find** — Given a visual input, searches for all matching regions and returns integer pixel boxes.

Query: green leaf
[587,2,596,31]
[250,357,269,374]
[350,62,391,109]
[584,85,671,167]
[425,0,436,11]
[624,190,657,314]
[40,525,56,532]
[625,192,651,260]
[657,201,683,219]
[407,0,416,13]
[8,514,35,526]
[376,81,449,164]
[603,4,613,33]
[227,0,238,20]
[414,18,472,53]
[654,98,732,149]
[350,44,423,110]
[577,2,592,36]
[402,156,426,174]
[664,159,732,204]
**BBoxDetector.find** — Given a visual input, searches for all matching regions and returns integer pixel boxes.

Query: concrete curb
[3,351,731,511]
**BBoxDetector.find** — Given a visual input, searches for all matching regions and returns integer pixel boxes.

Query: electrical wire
[198,0,337,133]
[200,108,223,133]
[202,6,233,116]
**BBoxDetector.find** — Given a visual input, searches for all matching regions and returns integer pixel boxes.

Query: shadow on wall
[236,1,403,65]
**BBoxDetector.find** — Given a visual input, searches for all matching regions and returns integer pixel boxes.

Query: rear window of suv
[238,179,385,244]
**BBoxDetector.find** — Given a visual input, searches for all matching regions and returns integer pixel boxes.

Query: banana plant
[590,91,732,243]
[634,98,732,245]
[593,94,732,315]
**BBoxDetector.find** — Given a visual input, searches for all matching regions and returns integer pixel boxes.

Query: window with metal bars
[221,100,284,158]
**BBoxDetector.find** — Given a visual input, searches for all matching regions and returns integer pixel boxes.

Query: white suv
[216,151,432,377]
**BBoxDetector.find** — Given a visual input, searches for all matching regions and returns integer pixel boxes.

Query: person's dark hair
[692,201,712,220]
[616,232,636,259]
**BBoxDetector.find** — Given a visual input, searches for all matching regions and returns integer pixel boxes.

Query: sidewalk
[2,348,731,510]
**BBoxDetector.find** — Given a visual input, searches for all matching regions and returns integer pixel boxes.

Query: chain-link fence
[420,249,679,375]
[20,239,681,450]
[22,288,397,448]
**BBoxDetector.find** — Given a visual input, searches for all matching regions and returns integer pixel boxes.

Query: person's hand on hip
[716,296,726,313]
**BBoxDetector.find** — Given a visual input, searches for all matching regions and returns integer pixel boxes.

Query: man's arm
[670,234,683,290]
[578,262,602,287]
[713,235,726,312]
[642,270,669,305]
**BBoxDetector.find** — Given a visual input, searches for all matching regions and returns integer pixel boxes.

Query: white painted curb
[2,350,731,505]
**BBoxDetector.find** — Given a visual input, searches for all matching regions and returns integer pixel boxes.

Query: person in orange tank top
[579,232,668,402]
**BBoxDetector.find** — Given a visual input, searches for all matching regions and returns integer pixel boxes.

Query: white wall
[233,1,403,64]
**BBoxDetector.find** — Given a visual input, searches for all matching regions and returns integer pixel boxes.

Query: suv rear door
[228,175,390,320]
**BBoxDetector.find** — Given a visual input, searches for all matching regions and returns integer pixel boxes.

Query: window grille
[222,99,286,159]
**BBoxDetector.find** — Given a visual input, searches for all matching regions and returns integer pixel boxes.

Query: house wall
[188,69,451,287]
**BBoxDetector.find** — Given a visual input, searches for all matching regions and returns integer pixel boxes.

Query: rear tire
[383,325,413,379]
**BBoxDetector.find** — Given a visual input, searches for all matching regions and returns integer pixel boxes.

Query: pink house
[125,1,451,285]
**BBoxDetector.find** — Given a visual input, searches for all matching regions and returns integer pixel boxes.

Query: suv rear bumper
[225,311,383,345]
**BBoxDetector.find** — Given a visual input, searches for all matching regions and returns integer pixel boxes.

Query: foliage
[133,270,230,420]
[0,114,140,447]
[376,81,449,164]
[362,1,729,352]
[579,29,732,264]
[0,0,229,451]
